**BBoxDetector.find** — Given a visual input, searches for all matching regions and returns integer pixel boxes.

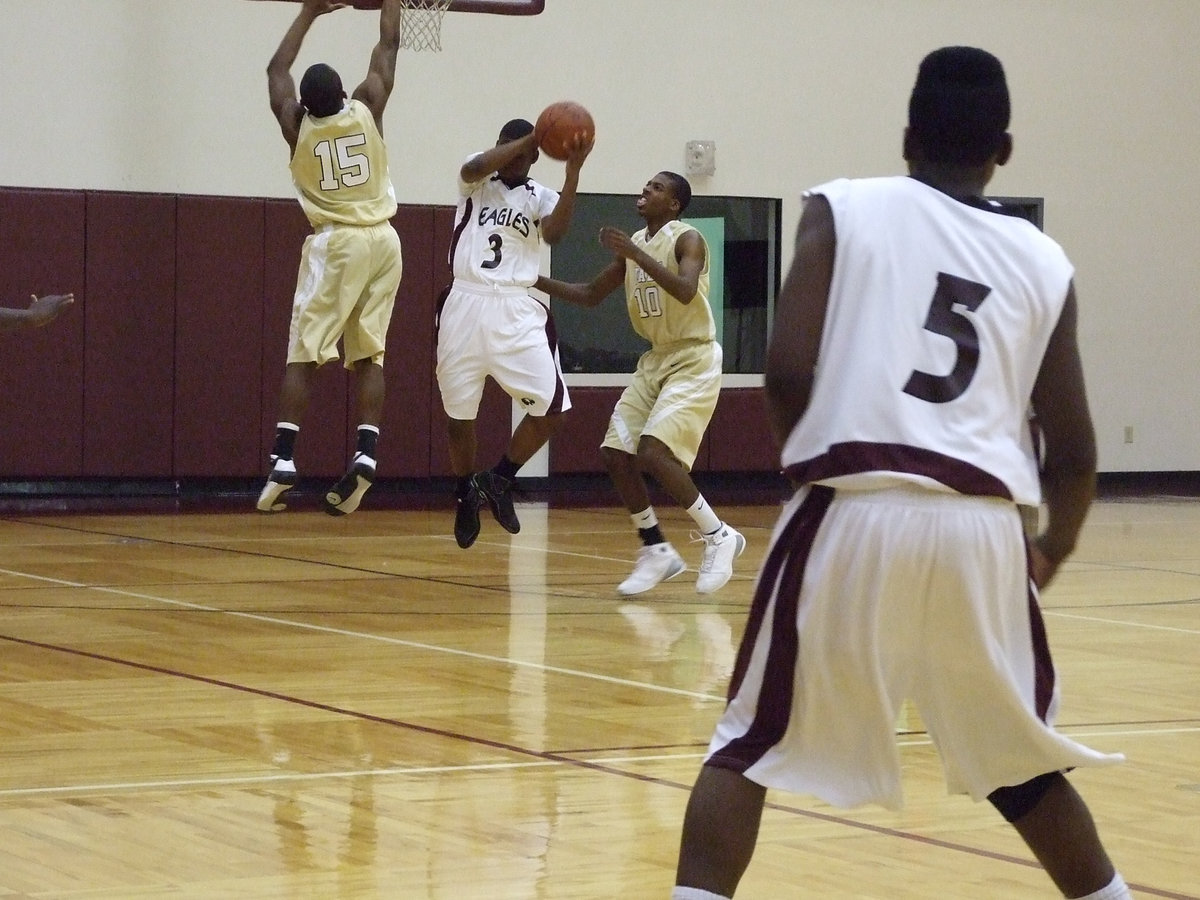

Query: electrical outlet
[1123,426,1134,444]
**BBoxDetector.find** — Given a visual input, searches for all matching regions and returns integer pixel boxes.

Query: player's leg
[324,227,402,515]
[323,358,384,516]
[638,344,744,592]
[602,376,685,594]
[675,486,843,896]
[258,360,317,512]
[476,297,570,537]
[916,496,1127,897]
[674,765,767,899]
[435,288,488,547]
[991,773,1130,898]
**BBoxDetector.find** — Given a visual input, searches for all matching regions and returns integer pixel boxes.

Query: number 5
[902,272,992,404]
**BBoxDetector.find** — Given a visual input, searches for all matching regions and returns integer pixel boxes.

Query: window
[549,193,782,375]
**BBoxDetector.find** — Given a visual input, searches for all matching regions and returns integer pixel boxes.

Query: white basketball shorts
[706,484,1123,809]
[435,284,571,420]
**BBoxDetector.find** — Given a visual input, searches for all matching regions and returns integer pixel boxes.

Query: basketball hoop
[399,0,452,52]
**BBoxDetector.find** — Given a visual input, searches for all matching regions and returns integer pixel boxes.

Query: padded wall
[0,189,86,476]
[708,389,777,472]
[0,186,774,483]
[84,192,176,477]
[379,206,436,478]
[175,196,265,476]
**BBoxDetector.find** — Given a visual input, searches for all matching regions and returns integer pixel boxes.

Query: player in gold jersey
[258,0,404,516]
[537,172,745,595]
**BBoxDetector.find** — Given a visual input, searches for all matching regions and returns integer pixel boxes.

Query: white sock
[1074,873,1131,900]
[632,507,658,530]
[671,888,731,900]
[686,494,723,534]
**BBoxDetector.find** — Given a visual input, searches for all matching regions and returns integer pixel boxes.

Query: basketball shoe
[475,470,520,535]
[323,452,375,516]
[454,476,485,549]
[256,457,297,512]
[695,525,746,594]
[617,542,686,595]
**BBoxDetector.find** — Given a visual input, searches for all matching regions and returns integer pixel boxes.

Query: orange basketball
[535,101,594,161]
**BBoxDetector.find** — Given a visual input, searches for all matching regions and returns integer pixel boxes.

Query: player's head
[299,64,345,118]
[638,171,692,223]
[495,118,539,181]
[904,47,1012,169]
[659,171,692,215]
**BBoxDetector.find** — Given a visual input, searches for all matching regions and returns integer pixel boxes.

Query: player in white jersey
[437,118,591,549]
[258,0,404,517]
[537,172,745,594]
[672,48,1132,900]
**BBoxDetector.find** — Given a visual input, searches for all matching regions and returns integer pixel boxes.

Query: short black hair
[498,118,535,142]
[660,171,692,214]
[299,63,344,118]
[907,46,1010,166]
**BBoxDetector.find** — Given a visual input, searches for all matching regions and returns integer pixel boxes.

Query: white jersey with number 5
[781,176,1074,507]
[449,155,560,289]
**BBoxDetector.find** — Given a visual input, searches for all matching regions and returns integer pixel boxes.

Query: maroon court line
[0,632,1192,900]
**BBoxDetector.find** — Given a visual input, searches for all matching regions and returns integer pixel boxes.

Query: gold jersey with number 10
[624,220,714,347]
[289,99,398,228]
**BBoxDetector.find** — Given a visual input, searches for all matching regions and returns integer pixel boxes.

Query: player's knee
[601,444,634,473]
[635,435,677,469]
[987,771,1064,823]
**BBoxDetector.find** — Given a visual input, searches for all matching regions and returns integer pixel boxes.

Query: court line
[0,760,561,798]
[0,565,722,702]
[1048,610,1200,635]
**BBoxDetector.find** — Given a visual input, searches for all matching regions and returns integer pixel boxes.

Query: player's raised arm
[352,0,403,130]
[267,0,347,150]
[540,134,594,245]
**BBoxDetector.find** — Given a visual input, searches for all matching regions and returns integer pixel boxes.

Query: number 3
[902,272,992,404]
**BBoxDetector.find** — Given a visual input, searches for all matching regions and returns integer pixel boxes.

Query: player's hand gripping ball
[535,101,595,161]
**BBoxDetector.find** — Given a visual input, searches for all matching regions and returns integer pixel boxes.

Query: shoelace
[690,529,724,572]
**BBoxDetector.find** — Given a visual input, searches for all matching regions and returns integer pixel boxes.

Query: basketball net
[399,0,452,53]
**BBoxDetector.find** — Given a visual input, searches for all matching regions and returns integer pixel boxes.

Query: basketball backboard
[259,0,543,12]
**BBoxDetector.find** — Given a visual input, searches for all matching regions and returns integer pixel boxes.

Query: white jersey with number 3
[449,155,560,289]
[782,176,1074,506]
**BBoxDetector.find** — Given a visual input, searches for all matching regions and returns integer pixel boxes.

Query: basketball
[535,101,594,161]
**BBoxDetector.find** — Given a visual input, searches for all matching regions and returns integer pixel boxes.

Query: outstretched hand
[26,293,74,327]
[302,0,349,16]
[599,226,637,260]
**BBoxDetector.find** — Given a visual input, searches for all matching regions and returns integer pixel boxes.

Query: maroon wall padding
[707,388,778,472]
[83,192,177,477]
[377,206,436,478]
[261,199,349,479]
[175,196,265,476]
[0,188,87,476]
[548,386,619,474]
[1,187,779,485]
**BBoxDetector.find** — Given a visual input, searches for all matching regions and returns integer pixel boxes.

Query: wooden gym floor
[0,491,1196,898]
